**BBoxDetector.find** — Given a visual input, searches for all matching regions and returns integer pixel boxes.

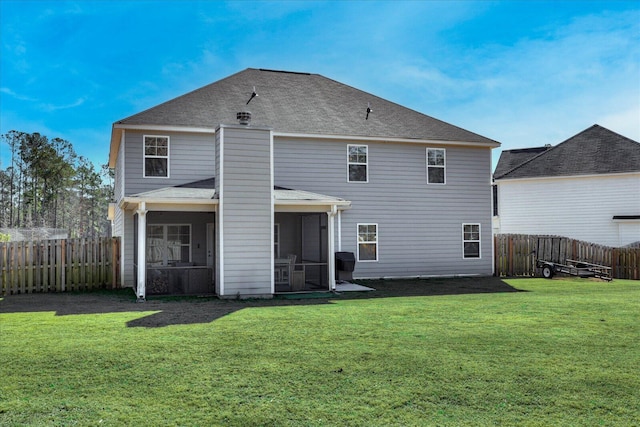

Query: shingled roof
[494,125,640,180]
[114,68,498,145]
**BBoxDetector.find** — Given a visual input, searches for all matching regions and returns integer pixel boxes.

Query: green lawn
[1,278,638,426]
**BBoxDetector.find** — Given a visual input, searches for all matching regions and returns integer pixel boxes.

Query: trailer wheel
[542,265,554,279]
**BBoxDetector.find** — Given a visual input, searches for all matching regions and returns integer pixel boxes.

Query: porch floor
[274,281,375,294]
[335,282,375,292]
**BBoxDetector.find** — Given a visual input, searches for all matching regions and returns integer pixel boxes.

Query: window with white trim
[146,224,191,266]
[144,135,169,177]
[348,144,368,182]
[462,223,480,259]
[427,148,446,184]
[357,223,378,261]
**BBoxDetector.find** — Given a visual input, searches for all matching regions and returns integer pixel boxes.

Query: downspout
[327,205,338,291]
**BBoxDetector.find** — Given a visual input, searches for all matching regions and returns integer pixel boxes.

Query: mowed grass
[0,278,638,426]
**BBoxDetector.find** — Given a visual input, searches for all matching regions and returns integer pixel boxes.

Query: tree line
[0,131,112,239]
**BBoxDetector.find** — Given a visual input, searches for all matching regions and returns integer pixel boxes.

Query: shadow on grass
[0,277,525,328]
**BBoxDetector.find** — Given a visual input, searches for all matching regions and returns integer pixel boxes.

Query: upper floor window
[348,144,368,182]
[144,135,169,177]
[462,223,481,259]
[357,223,378,262]
[427,148,446,184]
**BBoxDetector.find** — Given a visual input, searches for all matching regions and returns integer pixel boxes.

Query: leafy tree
[0,131,111,238]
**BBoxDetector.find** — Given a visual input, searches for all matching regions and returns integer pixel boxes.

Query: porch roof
[274,187,348,203]
[120,184,350,211]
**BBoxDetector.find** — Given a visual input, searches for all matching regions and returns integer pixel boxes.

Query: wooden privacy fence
[495,234,640,280]
[0,237,121,295]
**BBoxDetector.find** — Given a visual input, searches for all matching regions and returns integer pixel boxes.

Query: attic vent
[237,111,251,125]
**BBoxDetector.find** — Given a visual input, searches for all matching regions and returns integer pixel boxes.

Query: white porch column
[327,206,337,291]
[136,202,147,302]
[337,210,342,251]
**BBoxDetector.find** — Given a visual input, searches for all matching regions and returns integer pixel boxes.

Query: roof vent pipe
[237,111,251,125]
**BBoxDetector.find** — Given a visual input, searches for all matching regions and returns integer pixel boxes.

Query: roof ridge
[257,68,311,76]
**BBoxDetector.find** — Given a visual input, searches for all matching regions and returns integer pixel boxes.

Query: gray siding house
[108,68,500,300]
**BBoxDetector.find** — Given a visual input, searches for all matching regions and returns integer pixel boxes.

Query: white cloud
[40,97,86,112]
[0,87,36,102]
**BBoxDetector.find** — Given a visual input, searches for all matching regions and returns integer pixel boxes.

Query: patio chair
[282,254,297,285]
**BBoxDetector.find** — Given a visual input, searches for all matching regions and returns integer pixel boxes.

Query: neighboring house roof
[494,125,640,180]
[493,146,552,178]
[113,68,499,145]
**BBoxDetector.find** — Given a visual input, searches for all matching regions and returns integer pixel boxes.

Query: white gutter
[273,131,501,149]
[494,171,640,183]
[111,123,500,148]
[275,199,351,207]
[113,123,218,134]
[120,197,218,209]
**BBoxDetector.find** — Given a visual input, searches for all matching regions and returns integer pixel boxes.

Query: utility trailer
[536,259,612,281]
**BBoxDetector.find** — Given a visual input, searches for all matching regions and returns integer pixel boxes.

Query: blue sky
[1,0,639,171]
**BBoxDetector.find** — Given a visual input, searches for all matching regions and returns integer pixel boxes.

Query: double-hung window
[146,224,191,266]
[348,144,368,182]
[357,223,378,261]
[144,135,170,177]
[427,148,446,184]
[462,223,481,259]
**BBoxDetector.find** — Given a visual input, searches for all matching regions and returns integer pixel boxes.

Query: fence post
[0,243,6,295]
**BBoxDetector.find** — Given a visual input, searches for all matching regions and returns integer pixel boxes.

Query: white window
[462,223,481,259]
[146,224,191,266]
[427,148,446,184]
[348,144,368,182]
[144,135,170,177]
[357,223,378,262]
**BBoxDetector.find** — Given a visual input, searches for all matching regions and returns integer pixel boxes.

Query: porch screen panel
[146,224,191,265]
[147,225,164,266]
[167,225,191,264]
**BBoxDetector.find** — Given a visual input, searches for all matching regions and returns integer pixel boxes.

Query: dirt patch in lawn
[0,277,522,328]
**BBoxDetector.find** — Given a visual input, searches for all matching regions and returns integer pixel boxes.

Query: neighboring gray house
[108,68,500,300]
[493,124,640,247]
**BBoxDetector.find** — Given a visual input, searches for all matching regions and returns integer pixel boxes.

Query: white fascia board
[120,197,218,211]
[274,201,351,213]
[612,217,640,223]
[495,171,640,183]
[273,131,501,149]
[113,123,218,134]
[275,199,351,206]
